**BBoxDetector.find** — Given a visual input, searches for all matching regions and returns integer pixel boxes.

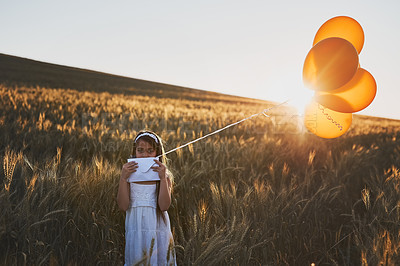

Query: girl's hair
[132,130,173,223]
[132,130,168,166]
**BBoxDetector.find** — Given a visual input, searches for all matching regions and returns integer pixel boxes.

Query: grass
[1,84,400,265]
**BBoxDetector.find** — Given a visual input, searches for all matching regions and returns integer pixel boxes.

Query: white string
[158,100,289,158]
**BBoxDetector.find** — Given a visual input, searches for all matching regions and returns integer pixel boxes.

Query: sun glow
[289,88,315,116]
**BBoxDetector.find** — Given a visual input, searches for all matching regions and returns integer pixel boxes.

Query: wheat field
[1,85,400,265]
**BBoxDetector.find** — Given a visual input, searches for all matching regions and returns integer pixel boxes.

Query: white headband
[135,132,159,144]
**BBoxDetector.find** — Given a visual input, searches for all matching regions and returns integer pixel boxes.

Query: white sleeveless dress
[125,183,176,266]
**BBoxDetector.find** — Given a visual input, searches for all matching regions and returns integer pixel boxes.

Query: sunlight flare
[289,88,314,116]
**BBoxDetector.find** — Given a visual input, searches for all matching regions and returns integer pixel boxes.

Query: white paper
[126,157,160,182]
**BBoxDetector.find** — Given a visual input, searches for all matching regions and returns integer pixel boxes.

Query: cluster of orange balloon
[303,16,377,138]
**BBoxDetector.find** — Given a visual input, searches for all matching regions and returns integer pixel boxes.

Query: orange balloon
[314,68,377,113]
[313,16,364,54]
[304,100,352,139]
[303,37,359,92]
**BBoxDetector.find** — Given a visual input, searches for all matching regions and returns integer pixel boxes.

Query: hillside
[0,53,267,104]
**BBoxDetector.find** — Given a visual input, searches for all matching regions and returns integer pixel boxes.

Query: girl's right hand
[121,161,138,181]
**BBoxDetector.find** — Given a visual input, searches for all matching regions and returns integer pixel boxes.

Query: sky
[1,0,399,120]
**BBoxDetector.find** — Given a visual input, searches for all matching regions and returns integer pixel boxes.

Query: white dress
[125,183,177,266]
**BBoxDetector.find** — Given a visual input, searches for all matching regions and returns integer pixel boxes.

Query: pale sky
[1,0,399,120]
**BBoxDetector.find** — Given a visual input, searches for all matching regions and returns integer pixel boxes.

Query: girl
[117,130,176,265]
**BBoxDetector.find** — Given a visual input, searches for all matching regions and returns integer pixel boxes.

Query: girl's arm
[117,161,138,211]
[158,175,172,211]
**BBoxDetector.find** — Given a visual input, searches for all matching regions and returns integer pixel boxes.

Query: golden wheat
[1,85,400,265]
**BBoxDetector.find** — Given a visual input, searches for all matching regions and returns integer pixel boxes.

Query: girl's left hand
[151,159,167,180]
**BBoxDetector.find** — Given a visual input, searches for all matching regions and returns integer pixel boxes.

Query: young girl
[117,130,177,265]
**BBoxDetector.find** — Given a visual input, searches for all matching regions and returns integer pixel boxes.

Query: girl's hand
[151,159,167,180]
[121,161,138,181]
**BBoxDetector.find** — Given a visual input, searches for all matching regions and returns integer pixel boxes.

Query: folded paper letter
[127,157,160,182]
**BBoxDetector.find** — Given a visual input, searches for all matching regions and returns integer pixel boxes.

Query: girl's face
[135,140,157,158]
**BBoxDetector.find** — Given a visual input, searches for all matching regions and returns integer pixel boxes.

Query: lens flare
[289,88,315,116]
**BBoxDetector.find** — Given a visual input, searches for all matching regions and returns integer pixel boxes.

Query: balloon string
[318,104,343,131]
[159,100,289,158]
